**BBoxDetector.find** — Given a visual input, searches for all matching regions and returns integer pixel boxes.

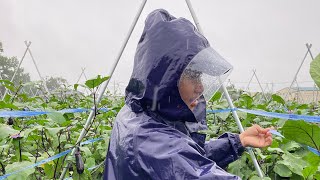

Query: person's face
[178,75,204,111]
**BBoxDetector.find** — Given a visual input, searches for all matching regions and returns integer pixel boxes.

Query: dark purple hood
[125,9,209,122]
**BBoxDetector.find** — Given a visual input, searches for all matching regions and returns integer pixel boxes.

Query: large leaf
[46,127,65,137]
[47,112,66,124]
[281,120,320,149]
[250,176,271,180]
[227,154,253,180]
[239,94,253,108]
[303,166,318,180]
[85,75,109,89]
[5,161,35,180]
[209,91,222,102]
[0,101,19,109]
[85,157,96,168]
[0,124,20,139]
[310,53,320,88]
[0,79,15,92]
[274,163,292,177]
[272,94,286,105]
[278,152,309,176]
[281,141,301,152]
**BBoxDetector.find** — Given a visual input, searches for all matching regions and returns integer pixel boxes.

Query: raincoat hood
[125,9,209,122]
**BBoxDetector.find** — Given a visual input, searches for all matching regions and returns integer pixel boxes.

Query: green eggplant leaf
[272,94,286,105]
[274,163,292,177]
[5,161,35,180]
[281,120,320,150]
[85,75,110,89]
[0,124,20,139]
[47,112,66,124]
[310,53,320,88]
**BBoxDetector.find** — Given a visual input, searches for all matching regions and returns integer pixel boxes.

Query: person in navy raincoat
[104,9,273,180]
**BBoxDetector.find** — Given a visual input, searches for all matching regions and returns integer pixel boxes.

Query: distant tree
[0,42,3,53]
[0,48,31,95]
[44,76,68,92]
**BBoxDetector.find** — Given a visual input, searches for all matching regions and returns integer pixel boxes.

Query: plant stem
[18,139,22,162]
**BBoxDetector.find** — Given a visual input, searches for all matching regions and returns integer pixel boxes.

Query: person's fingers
[265,131,272,137]
[260,126,276,133]
[254,125,269,134]
[266,137,273,145]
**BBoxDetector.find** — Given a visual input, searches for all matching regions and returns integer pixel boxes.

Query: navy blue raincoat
[104,9,245,180]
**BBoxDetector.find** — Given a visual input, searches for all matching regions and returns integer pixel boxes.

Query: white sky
[0,0,319,93]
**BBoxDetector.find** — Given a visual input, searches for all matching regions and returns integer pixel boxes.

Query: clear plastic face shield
[178,47,233,110]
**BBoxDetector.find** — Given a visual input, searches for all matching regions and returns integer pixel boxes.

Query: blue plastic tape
[87,165,99,171]
[80,138,103,146]
[0,149,71,179]
[269,129,285,138]
[238,108,320,123]
[0,107,111,118]
[308,146,320,156]
[0,138,103,179]
[0,111,48,118]
[206,108,237,114]
[58,108,89,114]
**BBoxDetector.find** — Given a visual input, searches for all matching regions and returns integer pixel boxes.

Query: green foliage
[212,92,320,179]
[273,163,292,177]
[5,161,35,180]
[310,53,320,88]
[44,76,68,92]
[0,41,3,53]
[0,54,31,95]
[47,112,66,125]
[0,78,115,179]
[271,94,285,105]
[281,120,320,149]
[85,75,109,89]
[209,91,222,102]
[1,72,320,179]
[0,124,20,139]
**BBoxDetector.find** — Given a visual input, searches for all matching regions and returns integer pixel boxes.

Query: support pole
[58,0,147,179]
[306,43,317,103]
[2,42,31,100]
[284,46,309,101]
[76,68,86,84]
[253,69,268,102]
[185,0,264,177]
[24,41,51,96]
[295,79,303,103]
[76,68,90,95]
[246,70,255,92]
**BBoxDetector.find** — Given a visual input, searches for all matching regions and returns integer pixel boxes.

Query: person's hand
[239,124,273,148]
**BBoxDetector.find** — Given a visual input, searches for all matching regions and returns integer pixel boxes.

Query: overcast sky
[0,0,319,93]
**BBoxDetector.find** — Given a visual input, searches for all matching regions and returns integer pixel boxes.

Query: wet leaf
[0,124,20,139]
[310,53,320,88]
[5,161,35,180]
[47,112,66,124]
[85,75,109,89]
[274,163,292,177]
[281,120,320,149]
[272,94,285,105]
[209,91,222,102]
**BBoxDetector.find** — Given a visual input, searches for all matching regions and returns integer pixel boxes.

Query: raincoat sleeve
[204,133,245,169]
[135,124,241,180]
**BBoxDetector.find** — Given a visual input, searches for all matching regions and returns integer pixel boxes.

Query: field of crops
[0,76,319,179]
[0,54,320,179]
